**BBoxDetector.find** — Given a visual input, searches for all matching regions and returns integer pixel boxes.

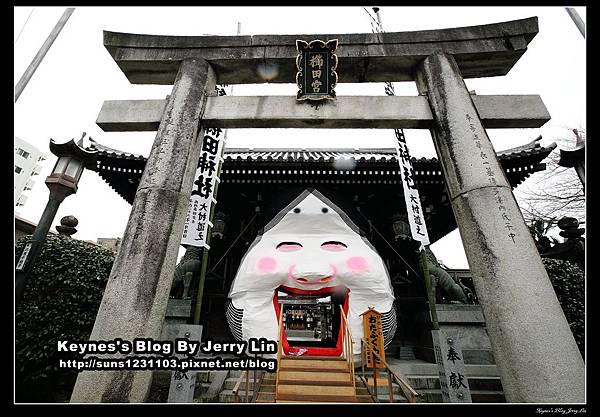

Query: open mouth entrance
[273,285,349,356]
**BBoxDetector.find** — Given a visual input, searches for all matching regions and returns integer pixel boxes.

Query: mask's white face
[227,191,395,355]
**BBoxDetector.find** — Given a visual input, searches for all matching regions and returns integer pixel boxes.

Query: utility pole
[565,7,585,38]
[14,7,75,102]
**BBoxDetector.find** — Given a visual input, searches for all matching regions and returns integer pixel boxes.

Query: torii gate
[71,17,585,403]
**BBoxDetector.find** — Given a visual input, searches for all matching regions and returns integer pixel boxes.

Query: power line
[14,7,75,102]
[14,8,35,45]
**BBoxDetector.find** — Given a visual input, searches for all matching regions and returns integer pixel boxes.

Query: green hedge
[15,234,114,402]
[542,258,585,359]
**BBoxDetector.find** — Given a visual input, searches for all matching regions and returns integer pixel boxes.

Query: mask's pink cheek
[346,256,368,273]
[257,257,277,274]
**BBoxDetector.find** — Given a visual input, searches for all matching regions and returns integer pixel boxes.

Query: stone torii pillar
[70,58,216,402]
[416,52,585,403]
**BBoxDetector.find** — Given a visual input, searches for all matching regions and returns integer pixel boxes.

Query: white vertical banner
[181,85,230,248]
[368,8,430,246]
[394,129,430,245]
[181,126,226,249]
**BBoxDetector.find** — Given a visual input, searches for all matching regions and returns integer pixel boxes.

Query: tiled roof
[88,138,146,160]
[83,137,555,206]
[88,137,555,164]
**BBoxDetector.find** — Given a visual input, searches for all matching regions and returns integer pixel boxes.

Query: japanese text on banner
[181,126,225,248]
[394,129,430,245]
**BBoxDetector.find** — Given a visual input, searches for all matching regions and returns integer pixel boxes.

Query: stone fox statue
[226,189,396,357]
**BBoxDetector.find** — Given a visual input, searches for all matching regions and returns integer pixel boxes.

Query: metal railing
[275,306,284,397]
[232,363,266,402]
[360,340,418,403]
[339,306,356,389]
[232,368,250,403]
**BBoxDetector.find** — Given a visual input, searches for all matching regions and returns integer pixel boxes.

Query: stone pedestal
[160,299,193,342]
[436,304,494,365]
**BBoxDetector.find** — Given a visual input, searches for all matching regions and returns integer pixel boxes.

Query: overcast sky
[13,6,585,268]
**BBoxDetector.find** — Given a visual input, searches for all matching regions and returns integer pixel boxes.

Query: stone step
[356,394,375,403]
[415,389,506,403]
[222,370,274,381]
[363,382,403,395]
[397,347,417,360]
[223,377,276,391]
[357,374,503,403]
[405,375,503,391]
[256,392,276,403]
[215,375,277,403]
[196,370,231,383]
[359,385,419,403]
[219,388,255,403]
[374,394,410,403]
[390,362,501,377]
[355,385,409,403]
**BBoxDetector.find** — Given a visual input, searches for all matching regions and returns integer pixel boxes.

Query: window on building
[15,165,23,174]
[16,148,30,159]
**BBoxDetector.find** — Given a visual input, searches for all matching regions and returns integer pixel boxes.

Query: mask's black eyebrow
[321,241,347,247]
[276,242,303,249]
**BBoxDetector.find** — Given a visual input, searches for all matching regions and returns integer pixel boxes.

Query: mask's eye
[321,241,347,252]
[276,242,303,252]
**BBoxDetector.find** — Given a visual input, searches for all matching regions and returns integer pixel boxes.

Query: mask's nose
[291,260,335,284]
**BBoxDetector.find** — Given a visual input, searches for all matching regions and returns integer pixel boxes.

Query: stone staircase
[397,345,417,361]
[356,359,505,403]
[150,354,504,403]
[275,356,358,403]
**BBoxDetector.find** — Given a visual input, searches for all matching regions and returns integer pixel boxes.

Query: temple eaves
[79,137,555,207]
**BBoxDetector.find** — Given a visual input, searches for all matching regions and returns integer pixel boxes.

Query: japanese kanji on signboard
[296,39,338,101]
[360,307,386,369]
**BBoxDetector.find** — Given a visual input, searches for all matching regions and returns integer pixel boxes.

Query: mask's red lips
[273,285,349,356]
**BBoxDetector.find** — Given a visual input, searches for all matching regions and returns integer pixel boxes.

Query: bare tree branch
[514,128,585,226]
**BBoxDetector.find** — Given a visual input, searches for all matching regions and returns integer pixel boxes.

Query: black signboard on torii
[296,39,338,101]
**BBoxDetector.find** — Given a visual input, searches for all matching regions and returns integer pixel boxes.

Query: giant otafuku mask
[227,189,396,356]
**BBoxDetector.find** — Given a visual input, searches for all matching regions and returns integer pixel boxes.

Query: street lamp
[15,134,96,306]
[211,211,229,239]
